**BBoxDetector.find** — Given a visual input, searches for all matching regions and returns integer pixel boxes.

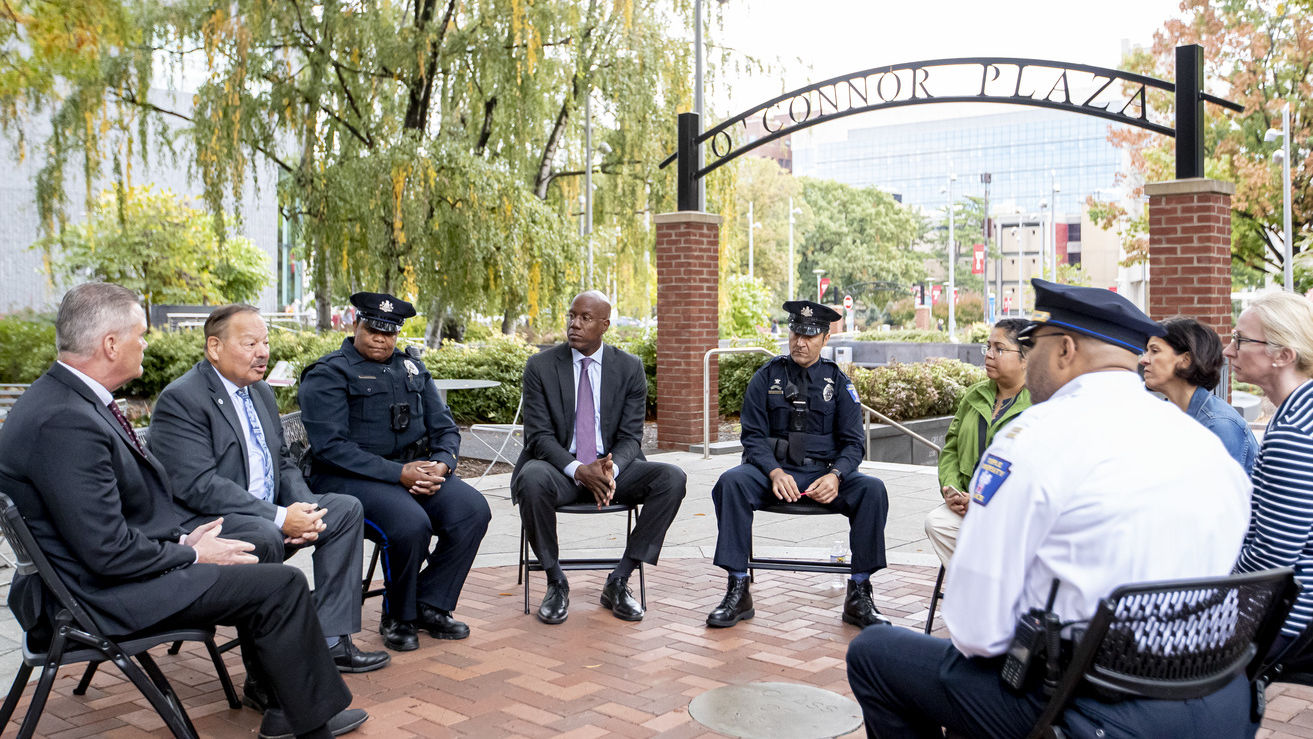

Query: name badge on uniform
[768,378,784,395]
[971,453,1012,507]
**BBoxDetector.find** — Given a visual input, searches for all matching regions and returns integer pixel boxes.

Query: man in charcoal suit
[0,283,365,739]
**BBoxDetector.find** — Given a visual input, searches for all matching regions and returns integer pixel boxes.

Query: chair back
[135,426,151,452]
[1027,567,1297,738]
[280,412,311,473]
[0,493,103,636]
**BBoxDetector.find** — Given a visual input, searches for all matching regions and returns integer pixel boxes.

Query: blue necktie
[236,387,275,502]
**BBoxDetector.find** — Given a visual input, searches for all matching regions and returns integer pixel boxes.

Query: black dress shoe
[537,579,569,625]
[258,707,369,739]
[842,579,892,628]
[600,576,644,621]
[242,676,273,713]
[379,614,419,651]
[329,635,391,673]
[706,575,754,628]
[417,602,471,640]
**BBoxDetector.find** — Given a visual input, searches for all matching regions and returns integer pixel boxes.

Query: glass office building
[792,107,1125,219]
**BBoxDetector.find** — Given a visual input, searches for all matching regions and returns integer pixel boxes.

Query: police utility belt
[768,437,830,470]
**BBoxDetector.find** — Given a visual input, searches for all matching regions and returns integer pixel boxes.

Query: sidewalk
[2,452,1309,736]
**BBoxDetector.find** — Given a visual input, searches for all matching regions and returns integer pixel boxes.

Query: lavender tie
[575,357,597,465]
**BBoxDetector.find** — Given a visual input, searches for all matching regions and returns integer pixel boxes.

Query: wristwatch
[829,467,843,482]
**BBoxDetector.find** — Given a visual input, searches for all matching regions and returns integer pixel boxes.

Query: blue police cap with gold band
[783,300,842,336]
[1017,278,1164,354]
[350,291,416,334]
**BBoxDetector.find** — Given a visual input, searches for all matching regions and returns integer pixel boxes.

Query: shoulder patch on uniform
[971,453,1012,507]
[847,384,860,403]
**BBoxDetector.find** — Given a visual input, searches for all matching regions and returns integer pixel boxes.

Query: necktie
[236,387,276,502]
[575,357,597,465]
[107,400,146,456]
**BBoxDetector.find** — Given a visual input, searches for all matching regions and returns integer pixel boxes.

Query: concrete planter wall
[864,415,952,466]
[828,340,983,368]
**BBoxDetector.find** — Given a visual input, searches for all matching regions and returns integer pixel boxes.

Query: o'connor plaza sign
[662,47,1243,210]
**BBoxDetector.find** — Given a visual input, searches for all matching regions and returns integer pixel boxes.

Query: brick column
[654,211,721,450]
[1145,178,1235,339]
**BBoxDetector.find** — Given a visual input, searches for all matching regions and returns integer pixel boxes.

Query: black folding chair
[0,493,239,739]
[746,500,850,582]
[923,565,946,634]
[518,503,645,614]
[1025,567,1297,739]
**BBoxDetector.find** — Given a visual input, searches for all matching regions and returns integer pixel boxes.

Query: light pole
[747,200,762,279]
[582,94,610,288]
[1265,105,1294,291]
[693,0,705,211]
[814,268,826,302]
[1039,200,1049,281]
[981,173,991,325]
[788,198,803,300]
[941,173,958,341]
[1050,173,1061,282]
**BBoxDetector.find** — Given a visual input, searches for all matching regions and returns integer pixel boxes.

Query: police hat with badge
[1017,279,1164,354]
[351,291,416,334]
[783,300,841,336]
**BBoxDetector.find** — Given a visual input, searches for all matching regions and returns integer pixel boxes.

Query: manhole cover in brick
[688,681,862,739]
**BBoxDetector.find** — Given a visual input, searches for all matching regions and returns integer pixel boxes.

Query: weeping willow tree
[0,0,718,334]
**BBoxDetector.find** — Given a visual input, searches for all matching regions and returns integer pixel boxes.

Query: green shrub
[613,328,657,417]
[718,341,778,415]
[847,358,985,422]
[268,330,350,412]
[851,329,950,343]
[0,315,57,383]
[422,336,538,424]
[122,328,207,399]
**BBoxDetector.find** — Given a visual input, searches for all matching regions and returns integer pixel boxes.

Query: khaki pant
[923,502,964,568]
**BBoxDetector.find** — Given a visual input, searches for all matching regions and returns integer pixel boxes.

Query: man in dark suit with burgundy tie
[0,283,365,739]
[512,290,686,624]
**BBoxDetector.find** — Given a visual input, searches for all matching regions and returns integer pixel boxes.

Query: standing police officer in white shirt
[846,279,1256,738]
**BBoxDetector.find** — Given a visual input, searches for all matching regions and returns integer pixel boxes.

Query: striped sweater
[1236,379,1313,637]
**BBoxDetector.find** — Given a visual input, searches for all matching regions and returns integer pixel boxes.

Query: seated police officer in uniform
[707,300,891,629]
[299,292,492,652]
[150,305,389,709]
[845,280,1255,738]
[513,290,686,624]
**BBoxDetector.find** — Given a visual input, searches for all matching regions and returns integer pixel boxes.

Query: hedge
[847,358,986,422]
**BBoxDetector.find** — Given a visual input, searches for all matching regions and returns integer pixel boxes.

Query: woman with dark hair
[924,318,1031,567]
[1139,316,1257,473]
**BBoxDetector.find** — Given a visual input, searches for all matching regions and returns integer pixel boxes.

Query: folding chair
[0,493,239,739]
[746,500,850,582]
[518,503,645,614]
[468,396,524,487]
[923,565,946,634]
[1025,567,1297,739]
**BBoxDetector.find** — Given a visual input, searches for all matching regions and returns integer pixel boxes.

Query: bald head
[566,291,612,354]
[1025,331,1140,403]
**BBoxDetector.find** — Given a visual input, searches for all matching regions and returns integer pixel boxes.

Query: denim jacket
[1187,386,1258,474]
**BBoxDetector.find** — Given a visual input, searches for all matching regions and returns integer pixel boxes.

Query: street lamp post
[747,201,762,279]
[1265,105,1294,291]
[942,173,958,341]
[1050,173,1061,282]
[788,198,803,300]
[693,0,705,211]
[1039,200,1049,281]
[582,94,610,289]
[814,268,826,302]
[981,173,991,324]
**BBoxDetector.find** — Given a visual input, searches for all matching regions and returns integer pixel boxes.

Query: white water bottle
[829,539,849,589]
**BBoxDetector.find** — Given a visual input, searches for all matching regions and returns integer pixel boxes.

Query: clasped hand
[575,453,616,507]
[185,518,258,565]
[401,460,448,496]
[281,501,327,545]
[770,469,839,504]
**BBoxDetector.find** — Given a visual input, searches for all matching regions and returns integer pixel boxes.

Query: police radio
[1001,579,1062,694]
[784,383,807,433]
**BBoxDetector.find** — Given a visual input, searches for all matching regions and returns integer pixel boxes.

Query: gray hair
[56,283,143,357]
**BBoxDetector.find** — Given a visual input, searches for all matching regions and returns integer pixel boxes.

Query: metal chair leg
[137,651,199,738]
[521,520,531,615]
[924,565,946,634]
[73,661,99,695]
[204,638,241,709]
[0,663,34,729]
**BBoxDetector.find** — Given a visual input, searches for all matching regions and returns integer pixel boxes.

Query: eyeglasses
[1229,331,1271,347]
[980,344,1023,357]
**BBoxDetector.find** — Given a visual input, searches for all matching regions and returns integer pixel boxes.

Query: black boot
[842,579,891,628]
[706,575,754,628]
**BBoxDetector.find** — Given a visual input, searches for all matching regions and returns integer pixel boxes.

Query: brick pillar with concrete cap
[1145,178,1235,339]
[654,211,721,450]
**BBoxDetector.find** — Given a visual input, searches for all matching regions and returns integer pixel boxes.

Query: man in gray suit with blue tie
[150,305,390,686]
[512,291,686,625]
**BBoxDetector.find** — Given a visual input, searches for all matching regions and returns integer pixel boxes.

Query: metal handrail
[861,403,942,458]
[700,346,944,461]
[703,347,779,460]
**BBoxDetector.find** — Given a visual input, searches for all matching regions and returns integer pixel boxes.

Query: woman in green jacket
[924,318,1031,567]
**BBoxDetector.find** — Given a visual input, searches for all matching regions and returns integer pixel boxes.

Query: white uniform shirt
[944,370,1252,657]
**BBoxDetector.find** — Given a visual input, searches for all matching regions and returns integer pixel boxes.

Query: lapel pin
[216,398,224,406]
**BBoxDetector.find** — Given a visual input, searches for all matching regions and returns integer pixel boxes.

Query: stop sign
[843,295,854,310]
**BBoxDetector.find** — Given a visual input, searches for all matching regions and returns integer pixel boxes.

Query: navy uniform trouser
[845,625,1259,739]
[711,463,888,574]
[311,472,491,622]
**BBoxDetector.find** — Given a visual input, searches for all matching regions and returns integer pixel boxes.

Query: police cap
[1017,278,1164,354]
[783,300,841,336]
[350,291,416,334]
